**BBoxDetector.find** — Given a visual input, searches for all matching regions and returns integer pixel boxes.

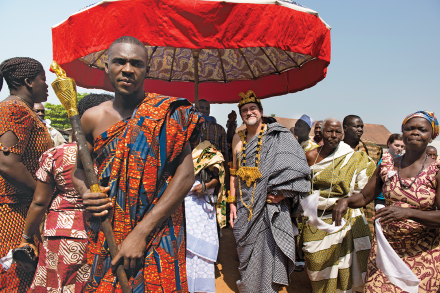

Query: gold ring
[266,199,272,204]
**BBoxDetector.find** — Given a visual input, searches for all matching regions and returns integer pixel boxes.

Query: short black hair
[199,99,209,103]
[0,57,44,91]
[343,115,362,127]
[109,36,148,55]
[78,93,114,118]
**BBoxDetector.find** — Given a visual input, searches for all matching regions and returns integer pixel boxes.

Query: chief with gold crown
[228,89,311,292]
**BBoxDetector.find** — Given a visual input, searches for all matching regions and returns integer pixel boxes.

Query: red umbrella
[52,0,331,105]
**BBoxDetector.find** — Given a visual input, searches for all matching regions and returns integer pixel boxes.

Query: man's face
[323,121,344,148]
[426,147,437,160]
[293,119,310,138]
[344,118,364,141]
[105,43,148,96]
[314,121,323,139]
[240,103,262,126]
[33,103,45,120]
[197,100,210,116]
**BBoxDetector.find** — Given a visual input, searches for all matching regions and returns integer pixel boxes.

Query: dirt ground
[215,227,312,293]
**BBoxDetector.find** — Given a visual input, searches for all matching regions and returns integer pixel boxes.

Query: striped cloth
[303,142,375,293]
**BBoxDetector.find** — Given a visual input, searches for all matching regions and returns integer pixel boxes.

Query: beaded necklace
[237,124,265,221]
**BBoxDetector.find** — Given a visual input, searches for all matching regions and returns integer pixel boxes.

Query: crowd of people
[0,36,439,293]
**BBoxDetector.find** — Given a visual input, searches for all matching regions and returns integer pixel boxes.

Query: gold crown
[237,90,262,109]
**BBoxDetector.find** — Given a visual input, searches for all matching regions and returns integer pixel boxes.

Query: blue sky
[1,0,439,134]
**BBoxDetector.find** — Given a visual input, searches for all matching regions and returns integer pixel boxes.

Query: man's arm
[72,110,112,217]
[111,143,195,270]
[0,131,36,194]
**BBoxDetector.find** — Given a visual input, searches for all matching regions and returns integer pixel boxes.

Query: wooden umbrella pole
[193,49,201,109]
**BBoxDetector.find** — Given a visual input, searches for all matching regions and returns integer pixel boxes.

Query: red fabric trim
[52,0,331,102]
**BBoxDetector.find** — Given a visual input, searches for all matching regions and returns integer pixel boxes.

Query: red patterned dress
[86,93,202,292]
[0,100,52,292]
[29,142,91,292]
[364,153,440,292]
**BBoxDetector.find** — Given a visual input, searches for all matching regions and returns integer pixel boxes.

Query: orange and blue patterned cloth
[86,93,202,292]
[402,110,439,139]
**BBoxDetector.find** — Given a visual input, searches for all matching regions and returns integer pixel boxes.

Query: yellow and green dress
[302,141,376,293]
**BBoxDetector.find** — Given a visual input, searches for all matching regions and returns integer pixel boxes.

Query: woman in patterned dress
[16,94,113,292]
[333,111,440,292]
[0,57,52,292]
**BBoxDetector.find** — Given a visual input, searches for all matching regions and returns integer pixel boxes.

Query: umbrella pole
[192,49,200,109]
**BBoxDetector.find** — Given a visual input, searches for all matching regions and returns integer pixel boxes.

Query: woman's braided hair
[78,93,114,118]
[0,57,44,91]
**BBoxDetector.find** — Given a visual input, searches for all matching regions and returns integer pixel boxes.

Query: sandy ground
[214,227,312,293]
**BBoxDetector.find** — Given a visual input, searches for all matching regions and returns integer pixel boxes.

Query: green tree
[45,93,89,129]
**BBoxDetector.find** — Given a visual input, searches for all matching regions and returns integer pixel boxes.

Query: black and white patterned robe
[234,122,311,293]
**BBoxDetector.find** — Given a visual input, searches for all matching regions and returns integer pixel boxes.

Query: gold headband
[238,90,263,109]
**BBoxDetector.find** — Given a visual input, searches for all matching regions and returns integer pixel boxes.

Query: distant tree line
[44,93,88,129]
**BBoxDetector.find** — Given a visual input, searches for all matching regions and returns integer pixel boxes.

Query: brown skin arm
[0,131,36,194]
[305,148,320,166]
[332,166,383,226]
[72,109,112,217]
[111,143,194,270]
[192,178,220,196]
[374,171,440,227]
[17,180,56,256]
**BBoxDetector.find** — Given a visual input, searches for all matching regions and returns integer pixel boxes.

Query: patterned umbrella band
[80,46,313,83]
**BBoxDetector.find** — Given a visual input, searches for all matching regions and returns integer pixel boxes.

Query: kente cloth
[233,122,311,293]
[86,93,202,293]
[0,100,52,204]
[0,200,36,292]
[364,153,440,292]
[302,141,375,293]
[185,179,218,293]
[354,139,382,235]
[29,237,90,292]
[199,121,228,156]
[301,138,319,153]
[36,142,89,238]
[192,140,226,228]
[402,110,439,139]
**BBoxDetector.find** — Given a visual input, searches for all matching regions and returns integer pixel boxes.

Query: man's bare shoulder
[81,100,121,138]
[305,147,319,166]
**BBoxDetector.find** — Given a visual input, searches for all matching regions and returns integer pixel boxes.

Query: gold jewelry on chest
[237,124,265,220]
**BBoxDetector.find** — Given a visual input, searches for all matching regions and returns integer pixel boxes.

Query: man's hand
[191,184,203,197]
[82,186,112,217]
[111,230,147,271]
[332,198,349,226]
[266,193,285,204]
[230,203,237,228]
[374,206,410,224]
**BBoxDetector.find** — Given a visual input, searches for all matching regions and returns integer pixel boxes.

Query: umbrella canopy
[52,0,331,103]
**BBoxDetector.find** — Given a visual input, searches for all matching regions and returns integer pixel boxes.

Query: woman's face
[30,71,48,103]
[402,117,432,151]
[388,139,405,155]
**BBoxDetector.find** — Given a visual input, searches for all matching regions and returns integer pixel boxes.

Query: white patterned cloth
[185,178,219,293]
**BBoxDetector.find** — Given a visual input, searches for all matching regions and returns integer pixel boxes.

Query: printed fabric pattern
[86,93,202,292]
[364,153,440,292]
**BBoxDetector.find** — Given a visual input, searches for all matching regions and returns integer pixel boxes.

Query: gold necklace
[237,124,265,221]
